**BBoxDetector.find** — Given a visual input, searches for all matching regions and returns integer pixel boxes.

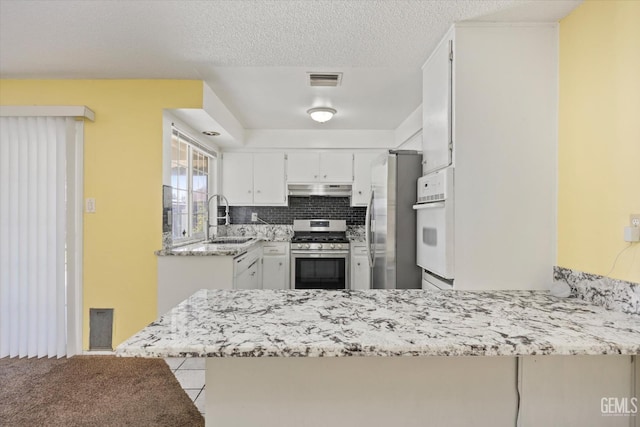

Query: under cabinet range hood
[287,184,352,197]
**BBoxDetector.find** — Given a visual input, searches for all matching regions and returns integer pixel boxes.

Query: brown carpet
[0,355,204,427]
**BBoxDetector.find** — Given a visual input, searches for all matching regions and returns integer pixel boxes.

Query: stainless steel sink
[209,237,254,244]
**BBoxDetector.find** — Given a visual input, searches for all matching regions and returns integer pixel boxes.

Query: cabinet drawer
[263,243,288,256]
[351,245,368,256]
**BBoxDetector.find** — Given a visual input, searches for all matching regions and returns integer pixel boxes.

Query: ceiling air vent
[308,72,343,87]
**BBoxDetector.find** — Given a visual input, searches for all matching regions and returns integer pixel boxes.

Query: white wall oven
[290,220,349,290]
[413,167,454,290]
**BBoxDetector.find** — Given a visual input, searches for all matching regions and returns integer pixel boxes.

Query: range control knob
[305,244,311,249]
[297,244,302,248]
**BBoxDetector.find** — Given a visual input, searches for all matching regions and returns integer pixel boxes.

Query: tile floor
[164,357,206,415]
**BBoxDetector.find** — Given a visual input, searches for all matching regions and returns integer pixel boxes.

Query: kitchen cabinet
[261,242,289,290]
[422,32,452,175]
[287,152,353,183]
[235,259,260,289]
[234,246,263,289]
[223,152,286,206]
[421,23,558,290]
[351,152,381,206]
[350,243,370,290]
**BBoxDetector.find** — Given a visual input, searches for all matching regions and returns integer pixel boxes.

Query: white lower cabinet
[350,243,370,290]
[234,246,263,290]
[262,242,289,290]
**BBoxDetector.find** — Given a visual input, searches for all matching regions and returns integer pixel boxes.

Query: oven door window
[295,257,346,290]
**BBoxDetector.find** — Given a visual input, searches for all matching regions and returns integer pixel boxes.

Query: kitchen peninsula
[117,289,640,427]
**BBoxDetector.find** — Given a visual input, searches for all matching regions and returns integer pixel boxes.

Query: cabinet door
[287,152,319,182]
[262,255,288,290]
[352,152,380,206]
[248,261,261,289]
[236,259,260,289]
[350,244,371,290]
[352,257,371,290]
[422,30,453,175]
[235,267,252,289]
[319,152,353,182]
[253,153,286,205]
[222,152,254,205]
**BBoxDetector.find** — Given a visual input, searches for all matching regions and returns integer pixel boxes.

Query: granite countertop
[156,238,262,257]
[157,225,366,255]
[116,289,640,358]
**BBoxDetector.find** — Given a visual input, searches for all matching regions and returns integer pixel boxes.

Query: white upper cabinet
[286,152,319,182]
[222,152,254,205]
[319,152,353,182]
[287,152,353,183]
[223,152,286,206]
[422,28,453,175]
[253,153,286,204]
[351,152,381,206]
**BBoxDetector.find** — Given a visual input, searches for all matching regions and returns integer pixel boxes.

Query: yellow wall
[558,1,640,283]
[0,80,203,348]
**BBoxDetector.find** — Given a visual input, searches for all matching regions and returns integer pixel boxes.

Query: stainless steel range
[291,219,349,290]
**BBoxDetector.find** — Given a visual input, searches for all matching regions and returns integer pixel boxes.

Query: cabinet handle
[279,262,283,266]
[257,190,261,193]
[314,175,318,179]
[357,262,361,266]
[248,190,252,193]
[358,191,362,194]
[324,175,327,178]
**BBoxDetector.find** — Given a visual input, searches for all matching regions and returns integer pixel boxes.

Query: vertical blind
[0,116,71,358]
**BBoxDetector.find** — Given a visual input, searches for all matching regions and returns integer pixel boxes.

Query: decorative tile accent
[219,224,293,241]
[117,289,640,358]
[219,196,366,225]
[554,266,640,315]
[346,225,366,242]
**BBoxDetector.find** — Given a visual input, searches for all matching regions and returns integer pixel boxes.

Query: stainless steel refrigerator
[365,150,422,289]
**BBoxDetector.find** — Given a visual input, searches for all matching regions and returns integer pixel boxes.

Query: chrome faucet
[206,194,230,241]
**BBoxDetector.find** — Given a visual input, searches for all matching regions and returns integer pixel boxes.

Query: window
[171,127,216,241]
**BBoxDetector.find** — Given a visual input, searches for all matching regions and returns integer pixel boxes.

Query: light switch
[86,198,96,213]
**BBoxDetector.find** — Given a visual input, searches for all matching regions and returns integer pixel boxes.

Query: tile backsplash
[219,196,366,225]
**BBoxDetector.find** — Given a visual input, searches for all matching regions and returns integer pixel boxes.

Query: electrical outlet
[631,214,640,227]
[86,198,96,213]
[251,212,258,222]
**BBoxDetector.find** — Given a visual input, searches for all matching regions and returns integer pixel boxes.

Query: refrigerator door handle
[365,189,375,268]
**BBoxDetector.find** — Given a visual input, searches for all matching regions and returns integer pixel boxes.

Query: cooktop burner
[291,219,349,245]
[291,233,349,244]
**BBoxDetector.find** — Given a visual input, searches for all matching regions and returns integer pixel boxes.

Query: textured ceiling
[0,0,581,130]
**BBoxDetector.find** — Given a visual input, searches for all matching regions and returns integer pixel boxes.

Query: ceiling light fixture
[202,131,220,136]
[307,107,336,123]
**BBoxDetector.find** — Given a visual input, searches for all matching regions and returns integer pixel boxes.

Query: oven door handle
[412,202,446,210]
